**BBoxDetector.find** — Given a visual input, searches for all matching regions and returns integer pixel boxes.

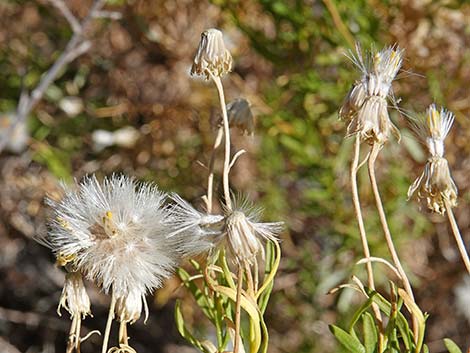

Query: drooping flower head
[340,43,404,145]
[408,105,458,214]
[46,175,178,299]
[191,28,232,79]
[224,197,283,264]
[221,98,255,135]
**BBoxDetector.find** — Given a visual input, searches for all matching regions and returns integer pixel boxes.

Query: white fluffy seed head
[340,43,403,145]
[191,28,233,79]
[411,104,455,158]
[46,175,179,298]
[224,199,283,264]
[57,271,91,319]
[407,156,458,214]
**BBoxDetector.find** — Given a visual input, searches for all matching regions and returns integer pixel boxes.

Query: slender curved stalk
[210,74,232,211]
[206,127,224,213]
[445,200,470,273]
[233,264,243,353]
[102,293,116,353]
[368,142,418,342]
[350,135,383,332]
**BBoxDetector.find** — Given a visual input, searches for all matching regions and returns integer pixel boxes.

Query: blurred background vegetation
[1,0,470,352]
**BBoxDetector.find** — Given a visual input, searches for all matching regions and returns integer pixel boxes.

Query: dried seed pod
[191,28,232,79]
[340,44,404,145]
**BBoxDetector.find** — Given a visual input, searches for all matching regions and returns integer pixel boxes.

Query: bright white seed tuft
[46,175,179,298]
[191,28,232,79]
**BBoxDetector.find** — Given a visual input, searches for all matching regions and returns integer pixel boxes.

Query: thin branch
[0,0,109,154]
[92,10,123,20]
[229,149,246,171]
[47,0,81,33]
[321,0,355,48]
[357,257,402,280]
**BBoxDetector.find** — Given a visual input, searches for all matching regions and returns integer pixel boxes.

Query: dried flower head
[217,98,254,135]
[408,104,458,214]
[57,271,91,319]
[191,28,232,79]
[115,288,148,324]
[411,104,455,157]
[46,175,179,298]
[165,193,224,256]
[340,44,404,145]
[224,198,282,264]
[408,156,457,214]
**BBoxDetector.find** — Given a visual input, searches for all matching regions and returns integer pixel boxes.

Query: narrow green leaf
[362,312,378,353]
[174,300,209,353]
[366,289,413,351]
[177,267,214,320]
[444,338,463,353]
[330,325,366,353]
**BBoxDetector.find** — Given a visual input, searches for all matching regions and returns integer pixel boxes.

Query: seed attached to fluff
[224,200,283,264]
[408,105,458,214]
[57,271,91,319]
[340,44,403,145]
[191,28,233,79]
[165,193,224,256]
[115,288,147,324]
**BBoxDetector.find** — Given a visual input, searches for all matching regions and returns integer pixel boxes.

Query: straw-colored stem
[119,321,129,346]
[66,316,78,353]
[368,142,418,342]
[211,75,232,211]
[233,264,243,353]
[321,0,355,48]
[445,200,470,273]
[206,127,224,213]
[253,257,259,292]
[351,135,383,331]
[102,293,116,353]
[75,317,82,353]
[244,261,255,298]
